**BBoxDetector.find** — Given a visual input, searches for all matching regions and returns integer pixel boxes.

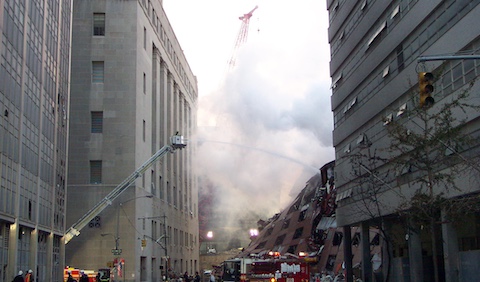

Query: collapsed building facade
[238,161,381,279]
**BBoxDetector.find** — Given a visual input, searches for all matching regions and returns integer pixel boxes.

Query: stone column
[408,226,423,282]
[343,225,353,282]
[442,209,459,282]
[361,221,373,282]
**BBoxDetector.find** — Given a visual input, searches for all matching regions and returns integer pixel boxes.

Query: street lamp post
[102,195,153,282]
[138,214,169,281]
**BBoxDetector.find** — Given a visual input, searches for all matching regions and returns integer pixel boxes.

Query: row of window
[256,230,381,256]
[336,47,480,163]
[333,0,476,129]
[89,160,189,210]
[92,8,196,98]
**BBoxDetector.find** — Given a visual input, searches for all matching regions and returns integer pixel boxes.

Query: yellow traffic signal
[418,72,434,108]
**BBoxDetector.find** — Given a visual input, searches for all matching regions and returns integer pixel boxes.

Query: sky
[163,0,334,224]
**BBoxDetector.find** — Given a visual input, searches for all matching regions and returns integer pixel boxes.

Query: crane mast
[229,5,258,68]
[64,135,186,244]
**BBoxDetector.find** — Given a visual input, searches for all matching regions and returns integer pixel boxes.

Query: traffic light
[418,72,434,108]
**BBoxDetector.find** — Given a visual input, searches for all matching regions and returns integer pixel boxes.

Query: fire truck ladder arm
[64,134,186,244]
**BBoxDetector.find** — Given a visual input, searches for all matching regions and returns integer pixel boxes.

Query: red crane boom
[229,5,258,68]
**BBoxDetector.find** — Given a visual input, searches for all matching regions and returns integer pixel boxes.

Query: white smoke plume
[165,0,334,237]
[194,2,334,224]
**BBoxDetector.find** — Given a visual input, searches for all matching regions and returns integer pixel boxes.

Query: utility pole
[139,214,169,281]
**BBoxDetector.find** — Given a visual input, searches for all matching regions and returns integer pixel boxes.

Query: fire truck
[64,267,110,282]
[247,260,310,282]
[222,257,310,282]
[222,258,259,282]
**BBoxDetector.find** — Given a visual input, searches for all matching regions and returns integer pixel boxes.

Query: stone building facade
[66,1,198,281]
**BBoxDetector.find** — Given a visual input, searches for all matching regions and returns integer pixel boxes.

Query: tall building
[0,0,72,281]
[328,1,480,281]
[66,0,198,281]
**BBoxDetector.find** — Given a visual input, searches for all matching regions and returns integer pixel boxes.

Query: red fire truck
[247,260,310,282]
[221,258,309,282]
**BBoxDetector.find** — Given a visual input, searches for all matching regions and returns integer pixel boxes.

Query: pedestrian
[209,272,215,282]
[24,270,34,282]
[96,272,101,282]
[79,270,89,282]
[183,271,190,282]
[194,271,201,282]
[66,271,76,282]
[13,270,24,282]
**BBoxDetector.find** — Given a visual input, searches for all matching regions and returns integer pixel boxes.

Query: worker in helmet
[66,271,76,282]
[13,270,24,282]
[79,270,89,282]
[25,270,34,282]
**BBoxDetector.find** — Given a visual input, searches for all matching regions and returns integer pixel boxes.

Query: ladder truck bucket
[171,135,187,149]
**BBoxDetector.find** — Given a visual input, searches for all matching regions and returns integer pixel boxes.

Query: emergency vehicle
[221,256,310,282]
[64,267,111,282]
[247,260,310,282]
[222,258,258,282]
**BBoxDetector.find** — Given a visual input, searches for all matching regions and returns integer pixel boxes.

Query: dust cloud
[190,1,334,241]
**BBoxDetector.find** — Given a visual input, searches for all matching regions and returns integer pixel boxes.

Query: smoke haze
[193,3,334,224]
[164,0,334,235]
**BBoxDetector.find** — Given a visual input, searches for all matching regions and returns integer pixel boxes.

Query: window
[352,232,361,246]
[396,44,404,71]
[274,234,286,245]
[382,66,390,78]
[390,5,400,19]
[286,245,297,254]
[360,0,367,11]
[265,228,273,236]
[397,103,407,117]
[143,72,146,93]
[143,120,146,141]
[293,227,303,239]
[92,61,104,83]
[326,255,336,271]
[343,97,357,113]
[90,160,102,183]
[367,21,386,47]
[167,181,171,203]
[383,113,393,126]
[91,111,103,133]
[331,72,342,89]
[144,27,147,49]
[159,176,164,199]
[298,210,307,222]
[93,13,105,36]
[173,186,177,207]
[256,241,267,249]
[356,134,371,147]
[332,232,343,246]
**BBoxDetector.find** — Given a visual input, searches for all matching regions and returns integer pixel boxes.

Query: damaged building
[237,161,382,278]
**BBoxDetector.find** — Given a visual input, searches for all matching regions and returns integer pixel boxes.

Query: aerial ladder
[64,135,187,244]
